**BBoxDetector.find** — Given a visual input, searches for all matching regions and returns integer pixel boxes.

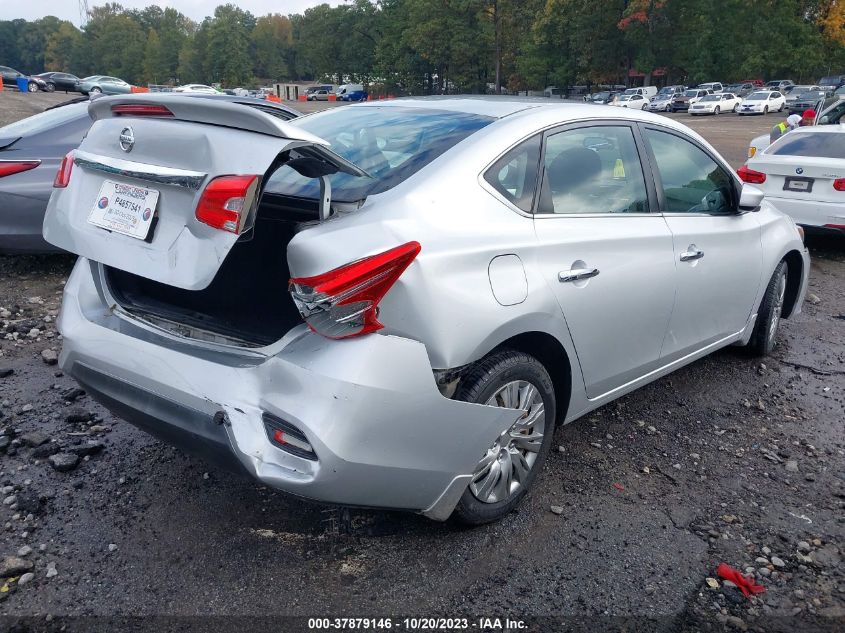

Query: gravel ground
[0,90,842,632]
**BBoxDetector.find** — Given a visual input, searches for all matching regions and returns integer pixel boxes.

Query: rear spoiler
[89,94,328,145]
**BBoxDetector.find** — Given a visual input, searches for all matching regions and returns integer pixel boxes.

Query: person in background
[770,114,802,144]
[801,108,816,126]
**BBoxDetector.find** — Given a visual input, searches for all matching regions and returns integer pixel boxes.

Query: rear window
[265,106,494,202]
[0,101,88,137]
[769,132,845,159]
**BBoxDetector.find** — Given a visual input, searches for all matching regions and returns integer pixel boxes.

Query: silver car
[43,95,809,524]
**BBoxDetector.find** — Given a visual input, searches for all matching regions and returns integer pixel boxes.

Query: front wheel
[714,106,721,115]
[27,81,39,93]
[763,106,769,114]
[452,350,556,525]
[746,261,788,356]
[46,82,56,92]
[733,103,739,113]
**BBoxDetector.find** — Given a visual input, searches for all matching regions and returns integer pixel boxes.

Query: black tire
[46,82,55,92]
[715,106,721,115]
[451,349,556,525]
[733,103,739,113]
[746,260,788,356]
[763,106,769,114]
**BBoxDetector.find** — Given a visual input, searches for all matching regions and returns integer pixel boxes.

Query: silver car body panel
[47,96,810,518]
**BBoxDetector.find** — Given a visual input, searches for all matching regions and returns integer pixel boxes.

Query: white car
[738,91,786,115]
[739,126,845,235]
[612,94,648,109]
[173,84,219,94]
[747,97,845,159]
[689,92,742,115]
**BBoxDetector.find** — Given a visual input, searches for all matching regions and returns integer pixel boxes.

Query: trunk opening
[104,192,320,347]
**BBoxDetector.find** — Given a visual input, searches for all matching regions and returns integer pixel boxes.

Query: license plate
[87,180,159,240]
[784,177,814,193]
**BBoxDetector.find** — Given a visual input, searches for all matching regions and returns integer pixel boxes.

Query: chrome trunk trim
[73,149,207,191]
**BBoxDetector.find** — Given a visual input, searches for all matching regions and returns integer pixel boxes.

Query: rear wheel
[90,86,102,94]
[778,103,784,112]
[747,261,788,356]
[452,350,556,525]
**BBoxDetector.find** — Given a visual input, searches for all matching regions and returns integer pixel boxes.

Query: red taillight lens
[289,241,421,339]
[53,151,74,188]
[0,160,40,178]
[834,178,845,191]
[195,175,259,234]
[737,165,766,184]
[111,104,173,117]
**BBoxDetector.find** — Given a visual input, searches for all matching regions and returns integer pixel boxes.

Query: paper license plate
[87,180,159,240]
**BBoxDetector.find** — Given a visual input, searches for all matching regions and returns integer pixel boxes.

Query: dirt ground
[0,90,842,632]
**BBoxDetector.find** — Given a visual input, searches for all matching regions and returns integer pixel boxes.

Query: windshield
[657,87,674,95]
[770,132,845,159]
[798,91,824,100]
[683,90,697,97]
[0,101,88,138]
[700,95,720,102]
[747,92,768,101]
[265,106,494,202]
[619,95,632,100]
[593,92,610,99]
[819,77,840,85]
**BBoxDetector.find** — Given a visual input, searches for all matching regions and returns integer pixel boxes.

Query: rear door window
[538,125,649,215]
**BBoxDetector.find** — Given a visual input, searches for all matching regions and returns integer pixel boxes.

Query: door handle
[558,267,600,283]
[680,246,704,262]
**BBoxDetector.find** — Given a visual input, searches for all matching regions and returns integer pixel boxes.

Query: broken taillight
[195,175,259,234]
[53,151,74,188]
[289,241,421,339]
[0,160,40,178]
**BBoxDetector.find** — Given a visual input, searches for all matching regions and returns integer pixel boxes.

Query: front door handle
[680,246,704,262]
[559,267,600,283]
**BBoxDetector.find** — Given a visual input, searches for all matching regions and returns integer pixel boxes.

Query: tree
[205,4,254,86]
[143,29,168,83]
[44,21,83,72]
[252,14,293,81]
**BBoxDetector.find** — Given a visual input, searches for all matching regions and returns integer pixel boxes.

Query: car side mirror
[738,184,764,211]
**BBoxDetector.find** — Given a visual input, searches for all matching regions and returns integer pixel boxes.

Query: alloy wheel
[768,272,787,341]
[469,380,546,504]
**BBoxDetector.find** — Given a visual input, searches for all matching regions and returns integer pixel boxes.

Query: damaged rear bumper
[58,259,519,520]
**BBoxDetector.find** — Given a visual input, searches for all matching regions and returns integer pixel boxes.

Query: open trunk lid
[43,95,366,291]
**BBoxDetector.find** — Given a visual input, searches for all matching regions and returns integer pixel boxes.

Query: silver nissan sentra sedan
[43,94,809,524]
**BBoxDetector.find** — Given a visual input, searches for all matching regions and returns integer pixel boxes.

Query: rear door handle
[680,246,704,262]
[558,268,600,283]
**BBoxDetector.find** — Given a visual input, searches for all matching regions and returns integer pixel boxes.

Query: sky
[0,0,343,26]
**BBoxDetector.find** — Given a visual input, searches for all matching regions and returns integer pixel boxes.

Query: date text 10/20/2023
[307,617,528,630]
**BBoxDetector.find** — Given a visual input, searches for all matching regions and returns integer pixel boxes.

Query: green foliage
[1,0,843,90]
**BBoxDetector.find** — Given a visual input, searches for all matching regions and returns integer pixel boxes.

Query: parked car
[76,75,132,95]
[670,88,710,112]
[739,126,845,236]
[42,94,809,524]
[689,92,742,115]
[766,80,794,92]
[339,89,368,102]
[0,95,299,253]
[725,83,756,98]
[817,74,845,91]
[173,84,219,94]
[33,72,81,93]
[697,82,723,93]
[785,85,820,107]
[0,66,45,92]
[589,91,618,105]
[738,91,785,115]
[622,86,658,99]
[787,89,834,115]
[647,93,675,112]
[613,93,648,109]
[747,96,845,158]
[307,89,331,101]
